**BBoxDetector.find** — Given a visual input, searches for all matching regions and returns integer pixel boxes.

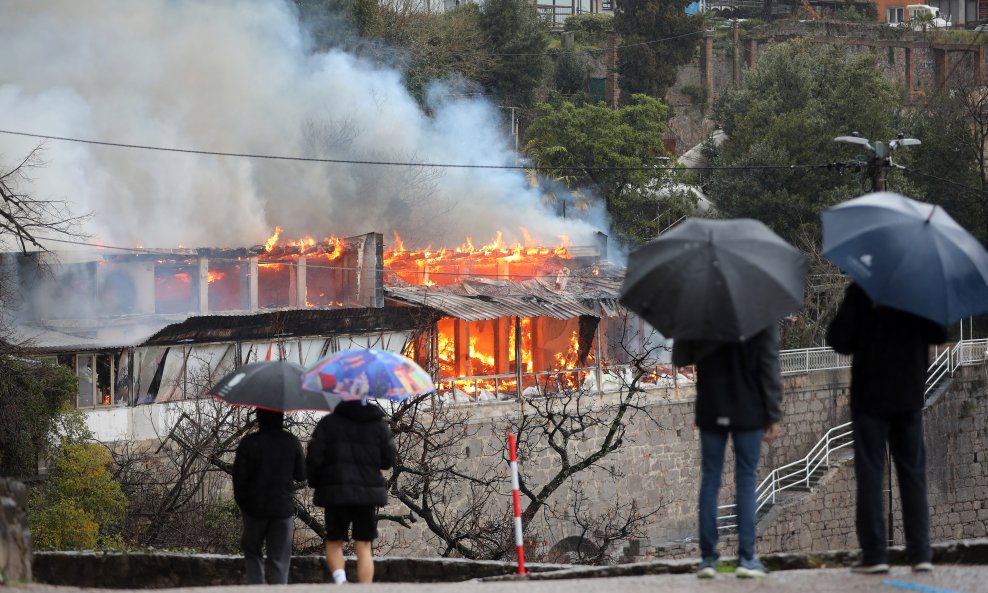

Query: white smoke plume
[0,0,604,252]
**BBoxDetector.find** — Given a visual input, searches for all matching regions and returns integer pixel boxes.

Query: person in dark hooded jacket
[233,409,306,585]
[307,399,396,585]
[673,324,782,578]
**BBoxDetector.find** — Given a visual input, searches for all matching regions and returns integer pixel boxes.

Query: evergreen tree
[478,0,550,106]
[613,0,702,100]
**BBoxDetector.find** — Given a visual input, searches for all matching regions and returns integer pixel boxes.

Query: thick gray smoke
[0,0,603,251]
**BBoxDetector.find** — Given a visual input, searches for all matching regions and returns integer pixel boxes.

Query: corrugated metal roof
[384,264,625,321]
[10,264,626,351]
[142,307,441,345]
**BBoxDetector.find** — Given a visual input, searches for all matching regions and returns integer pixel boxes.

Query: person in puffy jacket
[306,399,396,585]
[233,409,306,584]
[673,324,782,579]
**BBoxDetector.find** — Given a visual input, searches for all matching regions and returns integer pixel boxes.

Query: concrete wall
[0,478,31,584]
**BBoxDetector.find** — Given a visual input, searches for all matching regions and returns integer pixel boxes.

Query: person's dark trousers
[241,514,295,584]
[852,408,932,565]
[698,428,763,563]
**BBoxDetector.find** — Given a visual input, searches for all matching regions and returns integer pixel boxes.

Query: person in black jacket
[827,282,948,574]
[232,409,306,585]
[306,399,396,585]
[673,325,782,579]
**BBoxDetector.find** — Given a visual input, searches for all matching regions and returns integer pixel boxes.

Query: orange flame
[385,231,573,286]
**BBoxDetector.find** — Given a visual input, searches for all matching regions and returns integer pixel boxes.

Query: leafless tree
[783,227,848,348]
[105,315,671,564]
[0,145,87,254]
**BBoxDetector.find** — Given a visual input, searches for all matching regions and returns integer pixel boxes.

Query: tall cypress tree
[613,0,702,100]
[478,0,549,106]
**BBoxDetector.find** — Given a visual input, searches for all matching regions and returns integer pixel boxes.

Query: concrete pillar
[934,48,948,90]
[454,319,470,377]
[494,317,511,374]
[733,23,741,84]
[905,46,914,94]
[355,232,383,308]
[295,256,307,307]
[248,257,259,311]
[197,257,208,314]
[607,32,620,108]
[980,45,987,84]
[703,32,715,110]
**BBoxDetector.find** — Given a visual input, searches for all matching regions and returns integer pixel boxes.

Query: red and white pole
[508,432,526,575]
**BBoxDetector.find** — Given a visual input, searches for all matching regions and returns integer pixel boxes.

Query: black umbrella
[207,360,341,412]
[620,217,808,341]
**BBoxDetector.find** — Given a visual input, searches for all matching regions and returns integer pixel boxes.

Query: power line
[0,128,834,172]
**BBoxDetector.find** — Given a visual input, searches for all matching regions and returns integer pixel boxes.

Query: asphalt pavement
[8,564,988,593]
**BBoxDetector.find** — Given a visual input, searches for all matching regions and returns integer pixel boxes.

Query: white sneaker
[851,562,889,574]
[736,558,768,578]
[696,558,717,579]
[912,562,934,573]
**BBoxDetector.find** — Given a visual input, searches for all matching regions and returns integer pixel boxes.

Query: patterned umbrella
[301,348,435,402]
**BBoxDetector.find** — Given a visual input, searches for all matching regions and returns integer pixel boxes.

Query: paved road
[9,565,987,593]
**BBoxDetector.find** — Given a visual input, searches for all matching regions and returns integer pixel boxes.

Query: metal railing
[717,421,854,531]
[717,338,988,530]
[779,347,850,375]
[926,338,988,395]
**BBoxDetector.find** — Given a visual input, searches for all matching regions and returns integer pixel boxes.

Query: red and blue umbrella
[301,348,435,402]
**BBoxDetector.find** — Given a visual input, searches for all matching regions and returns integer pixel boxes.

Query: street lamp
[834,132,921,192]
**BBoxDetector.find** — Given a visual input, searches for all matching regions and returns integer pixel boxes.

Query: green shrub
[28,442,126,550]
[202,498,242,554]
[555,51,589,95]
[30,498,100,550]
[680,83,708,107]
[563,13,612,46]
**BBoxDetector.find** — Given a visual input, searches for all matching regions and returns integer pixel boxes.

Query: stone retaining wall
[375,369,853,561]
[32,552,566,587]
[755,364,988,556]
[0,477,31,585]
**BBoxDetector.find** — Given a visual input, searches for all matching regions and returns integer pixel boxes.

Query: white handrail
[717,421,853,531]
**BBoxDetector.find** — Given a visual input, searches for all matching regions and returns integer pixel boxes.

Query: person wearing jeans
[827,283,947,574]
[674,325,783,579]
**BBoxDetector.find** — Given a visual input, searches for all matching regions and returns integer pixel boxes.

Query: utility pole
[834,132,921,192]
[833,131,921,549]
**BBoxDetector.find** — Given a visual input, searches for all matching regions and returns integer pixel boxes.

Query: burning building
[3,229,670,435]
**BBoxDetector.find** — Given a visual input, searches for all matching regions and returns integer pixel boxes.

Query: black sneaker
[912,562,934,573]
[851,562,889,574]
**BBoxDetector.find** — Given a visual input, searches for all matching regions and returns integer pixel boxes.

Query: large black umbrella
[208,360,341,412]
[823,191,988,325]
[620,217,808,341]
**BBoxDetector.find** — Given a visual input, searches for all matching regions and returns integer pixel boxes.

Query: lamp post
[833,132,921,192]
[832,131,921,549]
